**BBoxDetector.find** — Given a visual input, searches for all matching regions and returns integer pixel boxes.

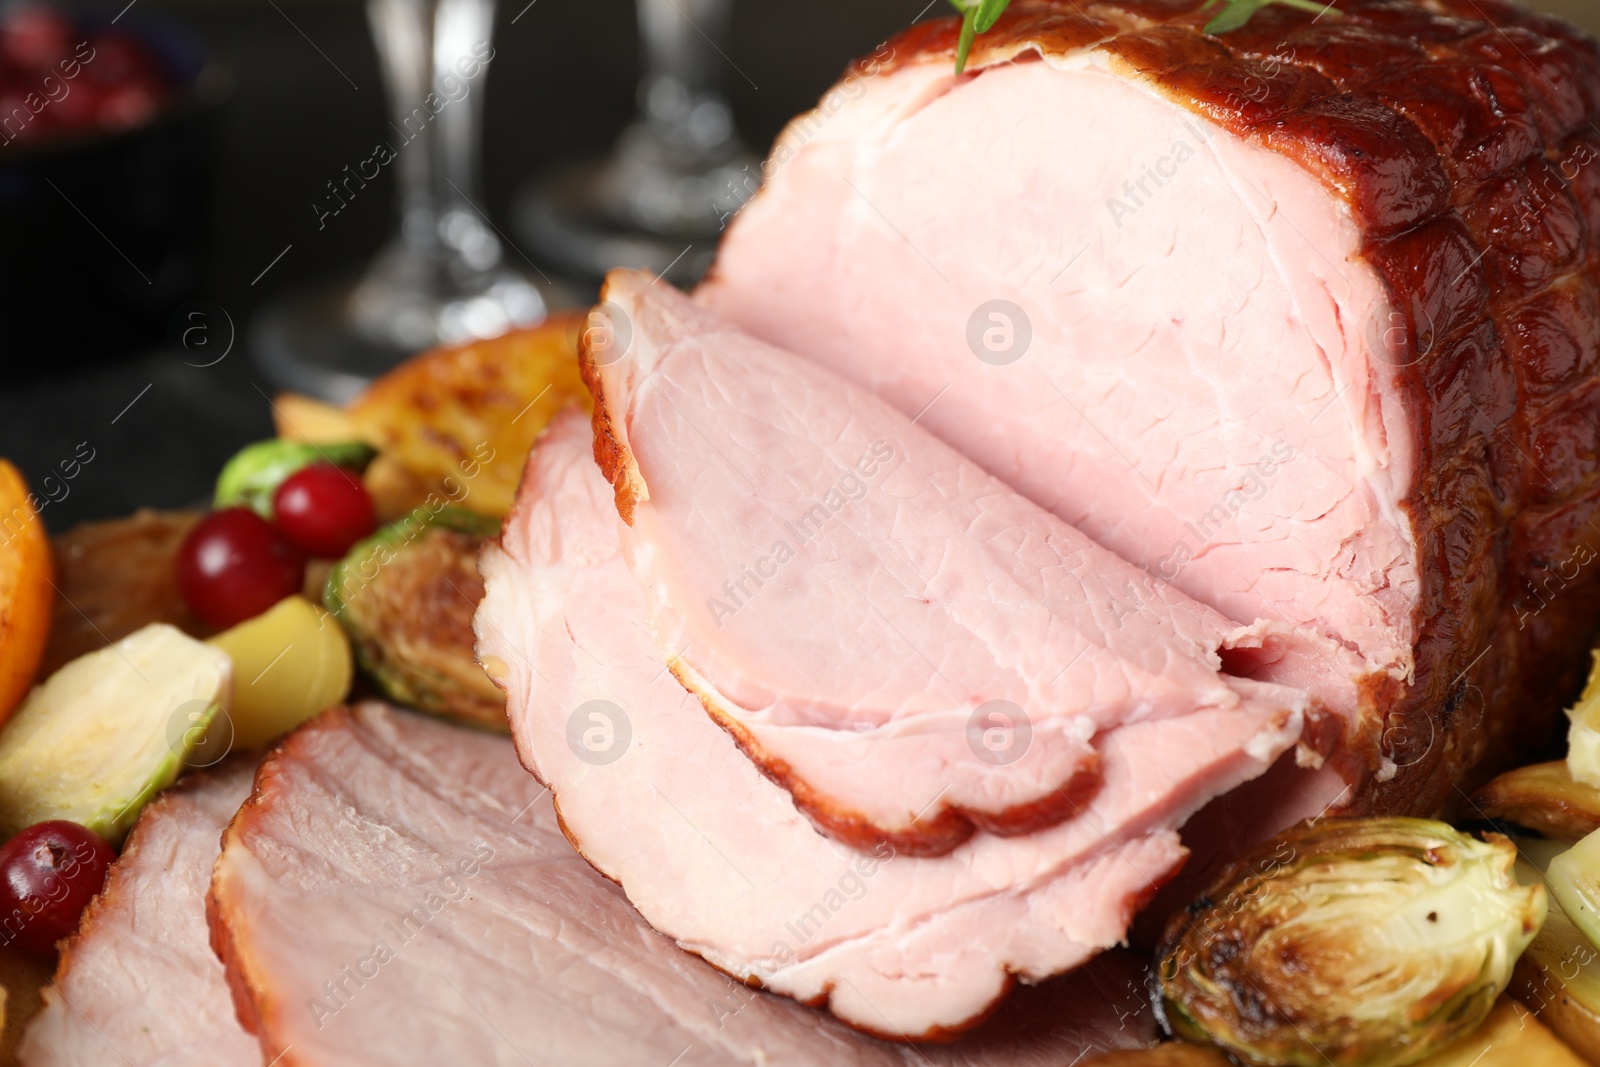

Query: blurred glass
[514,0,757,286]
[252,0,546,402]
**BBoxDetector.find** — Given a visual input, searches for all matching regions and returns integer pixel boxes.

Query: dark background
[0,0,1595,531]
[0,0,929,529]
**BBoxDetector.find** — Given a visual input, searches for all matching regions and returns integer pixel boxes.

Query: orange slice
[0,459,53,727]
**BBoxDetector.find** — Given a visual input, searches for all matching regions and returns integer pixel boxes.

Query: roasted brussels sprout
[1471,762,1600,844]
[1158,818,1546,1067]
[214,439,376,518]
[325,508,505,732]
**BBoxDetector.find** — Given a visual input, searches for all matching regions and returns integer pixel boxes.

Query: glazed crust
[861,0,1600,818]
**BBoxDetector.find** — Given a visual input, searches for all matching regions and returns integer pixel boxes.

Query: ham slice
[19,761,258,1067]
[474,408,1301,1037]
[698,0,1600,818]
[579,270,1313,854]
[207,702,1160,1063]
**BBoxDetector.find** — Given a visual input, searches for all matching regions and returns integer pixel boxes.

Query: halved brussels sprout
[325,508,505,732]
[0,624,231,843]
[214,439,376,518]
[1158,818,1546,1067]
[1471,762,1600,844]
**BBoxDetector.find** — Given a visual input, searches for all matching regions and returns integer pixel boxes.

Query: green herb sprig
[945,0,1341,72]
[1202,0,1341,35]
[946,0,1014,74]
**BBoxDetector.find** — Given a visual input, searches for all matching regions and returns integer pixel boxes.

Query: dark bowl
[0,12,229,368]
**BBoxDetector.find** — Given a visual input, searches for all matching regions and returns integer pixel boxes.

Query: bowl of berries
[0,2,227,363]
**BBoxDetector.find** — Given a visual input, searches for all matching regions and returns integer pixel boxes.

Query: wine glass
[251,0,547,402]
[514,0,757,286]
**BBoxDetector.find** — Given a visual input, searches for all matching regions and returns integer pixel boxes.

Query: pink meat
[581,270,1315,853]
[697,0,1600,818]
[208,701,1161,1063]
[474,408,1302,1037]
[19,761,259,1067]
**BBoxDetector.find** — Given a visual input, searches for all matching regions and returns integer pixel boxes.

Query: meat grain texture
[18,761,258,1067]
[699,0,1600,819]
[208,703,1158,1065]
[478,409,1298,1036]
[580,271,1311,857]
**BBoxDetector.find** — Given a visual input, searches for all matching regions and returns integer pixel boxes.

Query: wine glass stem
[367,0,496,265]
[637,0,730,142]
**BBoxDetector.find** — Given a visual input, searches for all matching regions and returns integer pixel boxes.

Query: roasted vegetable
[1471,762,1600,844]
[1568,651,1600,789]
[42,510,207,675]
[326,509,505,731]
[0,624,230,843]
[207,595,353,751]
[1546,829,1600,957]
[1086,1001,1585,1067]
[1083,1044,1234,1067]
[1158,818,1546,1067]
[346,312,588,518]
[270,392,361,444]
[1513,838,1600,1063]
[0,460,53,729]
[213,439,376,518]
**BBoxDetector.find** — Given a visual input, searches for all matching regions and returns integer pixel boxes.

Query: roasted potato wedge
[347,312,589,519]
[1086,1002,1583,1067]
[1472,762,1600,844]
[41,510,207,675]
[270,391,361,444]
[0,460,54,728]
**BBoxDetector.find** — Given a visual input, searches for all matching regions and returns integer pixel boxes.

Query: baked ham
[698,0,1600,817]
[476,409,1299,1036]
[208,702,1159,1062]
[581,270,1312,855]
[19,761,258,1067]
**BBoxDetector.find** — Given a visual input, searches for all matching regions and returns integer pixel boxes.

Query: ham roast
[476,408,1299,1036]
[19,761,258,1067]
[578,270,1312,855]
[698,0,1600,818]
[207,702,1160,1063]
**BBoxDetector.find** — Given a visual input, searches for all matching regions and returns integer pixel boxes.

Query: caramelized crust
[868,0,1600,815]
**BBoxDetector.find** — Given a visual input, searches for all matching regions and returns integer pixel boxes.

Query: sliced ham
[580,271,1314,853]
[474,408,1300,1036]
[698,0,1600,817]
[207,702,1160,1063]
[19,761,258,1067]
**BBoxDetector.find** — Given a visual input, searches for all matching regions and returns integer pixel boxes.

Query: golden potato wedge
[1472,762,1600,844]
[269,392,362,444]
[347,312,589,518]
[0,460,54,728]
[42,510,208,676]
[1085,1001,1584,1067]
[1083,1043,1232,1067]
[1426,998,1585,1067]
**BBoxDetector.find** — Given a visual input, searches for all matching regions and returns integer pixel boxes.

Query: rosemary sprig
[946,0,1013,74]
[944,0,1340,72]
[1202,0,1341,35]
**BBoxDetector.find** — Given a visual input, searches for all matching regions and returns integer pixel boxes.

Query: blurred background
[0,0,1595,529]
